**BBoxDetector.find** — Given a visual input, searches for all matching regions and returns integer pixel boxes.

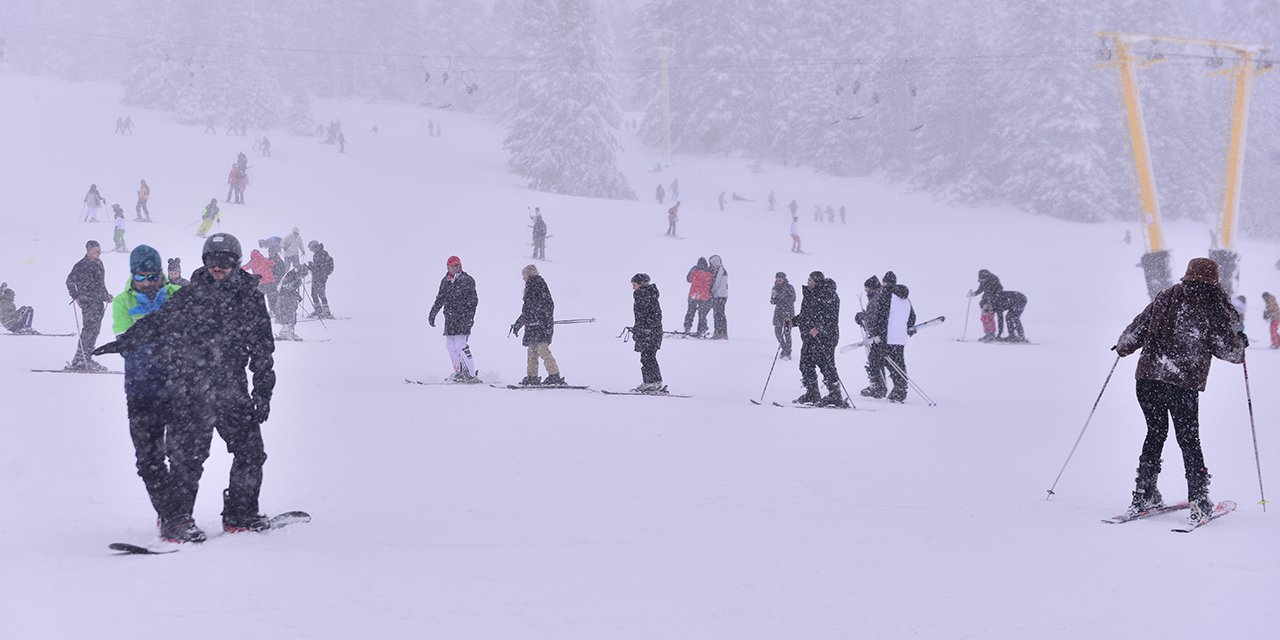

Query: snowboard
[109,511,312,555]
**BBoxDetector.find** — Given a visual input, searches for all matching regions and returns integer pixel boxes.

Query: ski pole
[961,294,973,341]
[1046,353,1121,499]
[1242,354,1269,511]
[883,354,936,407]
[755,345,782,404]
[299,280,327,330]
[617,327,632,342]
[554,318,595,325]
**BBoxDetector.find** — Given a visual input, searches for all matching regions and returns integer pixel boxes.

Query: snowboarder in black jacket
[94,233,276,543]
[771,272,795,360]
[429,255,480,381]
[306,241,334,318]
[531,209,548,260]
[789,271,846,407]
[66,240,115,371]
[630,273,664,392]
[511,264,565,386]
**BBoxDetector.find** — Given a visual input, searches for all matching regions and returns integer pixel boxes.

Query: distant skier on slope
[683,257,712,337]
[771,272,795,360]
[708,255,729,339]
[429,255,480,383]
[0,283,36,334]
[1113,257,1245,525]
[306,241,334,319]
[65,240,114,371]
[530,208,548,260]
[666,202,680,238]
[629,273,664,393]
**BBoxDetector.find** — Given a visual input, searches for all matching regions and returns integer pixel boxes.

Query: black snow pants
[1134,379,1209,501]
[711,297,728,338]
[639,348,662,384]
[73,301,105,365]
[310,275,330,315]
[683,299,709,335]
[799,335,839,393]
[774,321,792,358]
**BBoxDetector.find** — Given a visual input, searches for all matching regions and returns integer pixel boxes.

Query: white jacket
[886,293,914,346]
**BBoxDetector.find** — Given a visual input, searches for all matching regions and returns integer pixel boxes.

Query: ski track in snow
[1,74,1277,640]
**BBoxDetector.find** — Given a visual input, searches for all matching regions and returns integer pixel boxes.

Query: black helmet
[202,233,242,262]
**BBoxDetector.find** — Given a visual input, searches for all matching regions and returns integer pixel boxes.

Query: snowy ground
[1,73,1277,639]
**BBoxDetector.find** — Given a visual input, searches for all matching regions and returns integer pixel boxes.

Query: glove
[967,290,976,298]
[93,341,123,356]
[907,328,917,337]
[1239,332,1250,348]
[428,316,436,327]
[510,323,521,336]
[251,395,271,424]
[854,312,864,326]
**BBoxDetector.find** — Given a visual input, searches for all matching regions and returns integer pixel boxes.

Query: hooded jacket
[112,266,275,412]
[708,255,729,298]
[632,283,663,352]
[686,258,713,301]
[771,278,796,323]
[974,270,1003,309]
[244,250,276,285]
[112,277,183,396]
[514,274,555,346]
[884,285,917,346]
[1116,281,1245,391]
[429,270,479,335]
[309,244,334,279]
[793,277,839,343]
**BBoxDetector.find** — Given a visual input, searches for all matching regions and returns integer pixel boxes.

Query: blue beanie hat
[130,245,162,274]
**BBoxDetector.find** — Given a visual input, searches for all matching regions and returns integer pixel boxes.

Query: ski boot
[223,513,272,533]
[1125,487,1164,518]
[816,390,850,408]
[159,515,208,543]
[518,375,542,386]
[542,373,567,386]
[1189,495,1215,524]
[859,386,886,399]
[794,386,821,405]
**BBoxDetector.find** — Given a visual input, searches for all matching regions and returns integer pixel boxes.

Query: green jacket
[113,278,182,334]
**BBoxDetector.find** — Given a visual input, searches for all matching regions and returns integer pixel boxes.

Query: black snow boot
[794,386,821,405]
[159,515,208,543]
[542,373,566,386]
[519,375,541,386]
[223,513,272,533]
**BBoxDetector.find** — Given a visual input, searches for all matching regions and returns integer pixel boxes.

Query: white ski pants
[445,334,476,376]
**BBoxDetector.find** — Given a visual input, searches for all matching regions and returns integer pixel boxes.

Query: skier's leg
[696,300,710,335]
[217,401,268,518]
[526,344,539,378]
[127,395,174,519]
[457,335,477,376]
[886,345,908,401]
[1133,380,1172,496]
[683,299,697,332]
[77,302,105,365]
[165,406,216,518]
[1271,319,1279,348]
[538,343,560,376]
[1166,384,1208,501]
[640,349,661,384]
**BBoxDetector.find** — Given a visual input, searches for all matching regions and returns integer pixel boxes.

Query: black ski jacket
[111,266,276,417]
[974,270,1003,308]
[771,280,796,324]
[632,284,663,352]
[429,271,479,336]
[514,275,555,346]
[794,278,839,343]
[309,246,334,279]
[66,257,112,303]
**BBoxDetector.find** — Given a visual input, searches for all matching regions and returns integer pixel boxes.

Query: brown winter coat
[1115,281,1245,392]
[1263,295,1280,322]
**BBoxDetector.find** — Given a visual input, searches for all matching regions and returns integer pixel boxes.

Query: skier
[531,209,547,260]
[197,198,220,238]
[656,183,666,204]
[788,199,798,217]
[718,191,726,212]
[114,116,125,135]
[967,269,1028,341]
[839,205,846,224]
[790,216,801,253]
[0,283,36,334]
[245,246,279,318]
[112,206,127,252]
[767,190,777,212]
[167,257,190,287]
[123,115,133,135]
[881,271,917,403]
[1231,295,1246,332]
[630,273,665,393]
[274,267,304,341]
[813,205,822,223]
[708,255,729,339]
[666,202,680,237]
[428,256,480,382]
[771,272,795,360]
[510,264,566,386]
[670,178,680,201]
[826,206,835,223]
[260,136,271,157]
[859,271,899,399]
[337,131,346,153]
[135,180,151,222]
[282,227,306,270]
[683,257,713,337]
[65,240,114,371]
[306,241,334,318]
[789,271,846,407]
[108,245,185,535]
[979,302,997,342]
[95,233,277,542]
[227,163,247,204]
[84,184,105,222]
[1114,257,1246,524]
[1263,291,1280,349]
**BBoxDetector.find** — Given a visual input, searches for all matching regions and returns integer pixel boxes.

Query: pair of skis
[839,316,944,353]
[1102,500,1236,533]
[109,511,312,555]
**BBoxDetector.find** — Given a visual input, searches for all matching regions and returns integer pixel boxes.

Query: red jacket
[244,250,276,284]
[687,267,712,301]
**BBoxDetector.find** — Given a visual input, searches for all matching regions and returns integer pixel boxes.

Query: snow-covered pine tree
[504,0,635,200]
[284,94,316,136]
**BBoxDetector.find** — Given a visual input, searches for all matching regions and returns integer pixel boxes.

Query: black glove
[854,312,864,326]
[1239,332,1250,348]
[251,395,271,424]
[428,316,436,328]
[907,328,917,337]
[510,323,521,336]
[93,341,123,356]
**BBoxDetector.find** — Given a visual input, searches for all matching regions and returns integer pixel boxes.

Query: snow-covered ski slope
[1,73,1277,640]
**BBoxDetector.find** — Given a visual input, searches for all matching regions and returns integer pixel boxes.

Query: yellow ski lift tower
[1098,32,1271,299]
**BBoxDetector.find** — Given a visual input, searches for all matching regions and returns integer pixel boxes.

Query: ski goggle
[132,273,162,282]
[203,253,239,269]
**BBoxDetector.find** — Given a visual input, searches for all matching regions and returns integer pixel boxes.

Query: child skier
[1263,291,1279,349]
[979,303,997,342]
[112,206,128,252]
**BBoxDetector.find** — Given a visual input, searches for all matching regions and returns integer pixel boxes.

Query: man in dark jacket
[630,273,665,392]
[94,233,276,543]
[683,257,713,336]
[531,209,548,261]
[66,240,115,371]
[429,255,480,382]
[1115,257,1246,524]
[859,272,895,398]
[771,272,795,360]
[967,269,1028,341]
[511,264,565,386]
[306,240,334,319]
[789,271,846,407]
